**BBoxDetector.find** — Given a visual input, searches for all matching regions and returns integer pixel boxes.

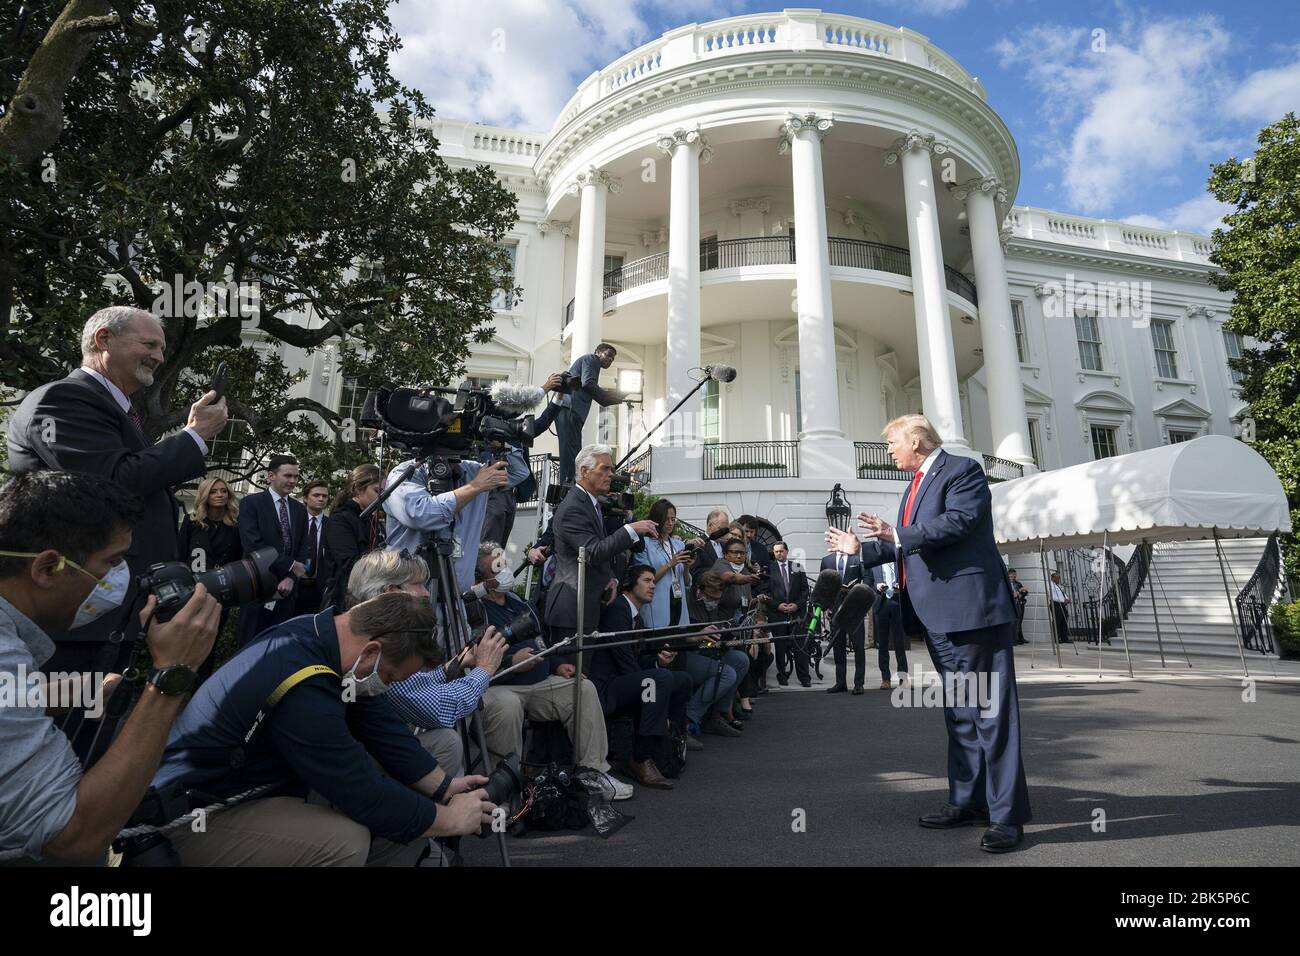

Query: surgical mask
[344,647,388,698]
[495,566,515,591]
[701,597,720,611]
[728,562,745,572]
[0,550,131,630]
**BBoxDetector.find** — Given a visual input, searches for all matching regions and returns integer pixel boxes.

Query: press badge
[671,582,683,600]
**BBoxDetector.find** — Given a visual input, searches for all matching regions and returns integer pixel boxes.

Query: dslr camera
[140,547,280,622]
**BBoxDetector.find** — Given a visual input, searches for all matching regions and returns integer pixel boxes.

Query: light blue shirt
[80,366,208,454]
[383,448,531,592]
[636,537,691,628]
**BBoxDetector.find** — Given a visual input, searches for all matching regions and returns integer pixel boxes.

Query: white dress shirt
[81,366,208,454]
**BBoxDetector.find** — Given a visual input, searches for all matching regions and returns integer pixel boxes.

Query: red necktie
[899,470,924,588]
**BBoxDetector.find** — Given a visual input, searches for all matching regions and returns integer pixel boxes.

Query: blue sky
[386,0,1300,234]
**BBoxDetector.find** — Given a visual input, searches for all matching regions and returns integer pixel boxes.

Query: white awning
[992,435,1292,555]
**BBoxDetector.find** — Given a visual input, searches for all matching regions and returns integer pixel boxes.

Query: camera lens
[194,546,279,607]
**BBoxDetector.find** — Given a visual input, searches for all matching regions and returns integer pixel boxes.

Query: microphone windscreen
[490,381,545,413]
[709,364,738,383]
[832,583,875,636]
[810,568,842,610]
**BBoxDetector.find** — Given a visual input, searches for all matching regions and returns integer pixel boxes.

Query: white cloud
[869,0,969,14]
[1227,56,1300,124]
[384,0,734,131]
[995,16,1235,213]
[1119,194,1233,236]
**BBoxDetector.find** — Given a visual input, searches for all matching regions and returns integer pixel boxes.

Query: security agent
[150,591,496,866]
[0,472,221,865]
[383,446,532,594]
[530,343,628,484]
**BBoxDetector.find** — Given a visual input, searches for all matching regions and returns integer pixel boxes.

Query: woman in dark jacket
[180,477,243,679]
[319,463,385,611]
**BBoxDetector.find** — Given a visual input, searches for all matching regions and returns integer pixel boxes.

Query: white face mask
[71,559,131,630]
[495,566,515,591]
[701,597,720,611]
[728,562,746,572]
[344,646,388,698]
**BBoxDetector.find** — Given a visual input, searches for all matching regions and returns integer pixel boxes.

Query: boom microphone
[829,583,875,641]
[490,381,546,414]
[804,568,842,636]
[706,364,738,383]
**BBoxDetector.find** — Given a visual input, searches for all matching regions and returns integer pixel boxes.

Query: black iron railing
[519,454,559,505]
[1236,533,1283,653]
[982,454,1025,482]
[624,448,652,488]
[563,236,978,325]
[703,441,800,480]
[854,442,914,481]
[1104,542,1153,620]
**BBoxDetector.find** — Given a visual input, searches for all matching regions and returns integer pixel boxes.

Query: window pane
[1012,301,1027,363]
[1027,418,1041,467]
[1222,330,1244,385]
[1168,430,1195,443]
[492,242,518,310]
[1090,424,1118,460]
[1151,320,1178,378]
[1075,314,1103,371]
[702,378,720,443]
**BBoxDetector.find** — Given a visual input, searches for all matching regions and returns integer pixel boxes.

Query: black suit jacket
[239,489,309,582]
[6,368,207,642]
[763,560,808,621]
[543,485,640,631]
[589,595,646,712]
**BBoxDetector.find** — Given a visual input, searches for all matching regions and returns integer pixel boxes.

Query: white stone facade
[274,11,1243,566]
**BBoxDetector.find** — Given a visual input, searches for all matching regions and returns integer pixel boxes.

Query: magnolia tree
[1207,112,1300,577]
[1,0,519,484]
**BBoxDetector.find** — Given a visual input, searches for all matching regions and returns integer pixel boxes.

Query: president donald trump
[825,414,1030,852]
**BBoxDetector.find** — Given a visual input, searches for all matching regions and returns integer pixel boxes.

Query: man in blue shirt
[383,445,532,593]
[153,591,495,866]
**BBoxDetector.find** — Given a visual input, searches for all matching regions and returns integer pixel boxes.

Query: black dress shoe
[980,823,1024,853]
[851,687,865,695]
[799,679,812,688]
[777,674,789,686]
[826,684,848,694]
[918,804,991,829]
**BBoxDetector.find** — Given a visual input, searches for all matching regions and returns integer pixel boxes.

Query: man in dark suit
[870,562,909,689]
[296,479,330,615]
[737,516,772,572]
[765,541,810,687]
[822,546,866,694]
[686,508,731,574]
[6,306,227,668]
[237,455,309,646]
[530,344,627,484]
[591,565,692,789]
[829,414,1031,853]
[543,443,657,643]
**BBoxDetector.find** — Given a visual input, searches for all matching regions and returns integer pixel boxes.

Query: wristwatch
[147,665,198,697]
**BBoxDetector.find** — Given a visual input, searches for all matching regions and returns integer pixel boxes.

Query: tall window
[1151,319,1179,378]
[1222,329,1245,385]
[1027,418,1041,468]
[1090,424,1118,460]
[700,235,719,270]
[793,370,802,435]
[338,375,366,426]
[491,241,518,311]
[702,378,720,443]
[1011,300,1028,363]
[1075,313,1103,371]
[208,420,247,466]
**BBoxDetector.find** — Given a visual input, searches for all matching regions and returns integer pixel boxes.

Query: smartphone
[208,362,229,400]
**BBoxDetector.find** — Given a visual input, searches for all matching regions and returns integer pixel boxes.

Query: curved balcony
[564,236,976,326]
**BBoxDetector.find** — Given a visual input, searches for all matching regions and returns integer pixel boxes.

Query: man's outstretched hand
[824,526,861,556]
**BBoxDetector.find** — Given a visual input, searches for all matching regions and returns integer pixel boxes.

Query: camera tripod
[416,533,512,868]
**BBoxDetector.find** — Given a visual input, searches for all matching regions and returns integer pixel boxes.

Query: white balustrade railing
[1005,206,1215,264]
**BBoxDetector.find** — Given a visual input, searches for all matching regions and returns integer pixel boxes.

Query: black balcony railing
[982,455,1025,482]
[854,442,914,481]
[624,448,652,487]
[1237,533,1283,653]
[564,236,978,325]
[702,441,800,479]
[520,454,559,505]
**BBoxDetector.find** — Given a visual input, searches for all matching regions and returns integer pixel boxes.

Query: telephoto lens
[478,752,524,838]
[141,546,279,622]
[469,610,538,647]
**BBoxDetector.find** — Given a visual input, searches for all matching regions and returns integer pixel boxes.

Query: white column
[886,131,970,453]
[780,113,854,475]
[951,176,1034,467]
[567,166,621,443]
[655,128,710,481]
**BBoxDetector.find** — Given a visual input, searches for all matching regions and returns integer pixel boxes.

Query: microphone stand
[614,370,716,471]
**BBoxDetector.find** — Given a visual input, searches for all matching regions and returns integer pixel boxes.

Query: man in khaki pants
[471,543,632,800]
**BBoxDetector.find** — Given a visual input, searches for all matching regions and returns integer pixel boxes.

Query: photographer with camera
[0,473,221,864]
[150,590,495,865]
[469,542,631,799]
[345,549,508,779]
[529,343,627,484]
[6,307,228,668]
[383,446,531,594]
[685,568,751,736]
[543,444,657,645]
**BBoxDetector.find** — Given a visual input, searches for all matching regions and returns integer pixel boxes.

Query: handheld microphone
[705,364,737,383]
[490,381,546,414]
[804,568,842,636]
[829,583,875,640]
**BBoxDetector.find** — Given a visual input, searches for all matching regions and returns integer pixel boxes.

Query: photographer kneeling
[150,591,495,866]
[0,473,220,865]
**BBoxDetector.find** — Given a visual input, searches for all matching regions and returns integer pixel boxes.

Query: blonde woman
[180,477,243,678]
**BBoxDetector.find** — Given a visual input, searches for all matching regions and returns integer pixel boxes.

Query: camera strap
[230,664,339,770]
